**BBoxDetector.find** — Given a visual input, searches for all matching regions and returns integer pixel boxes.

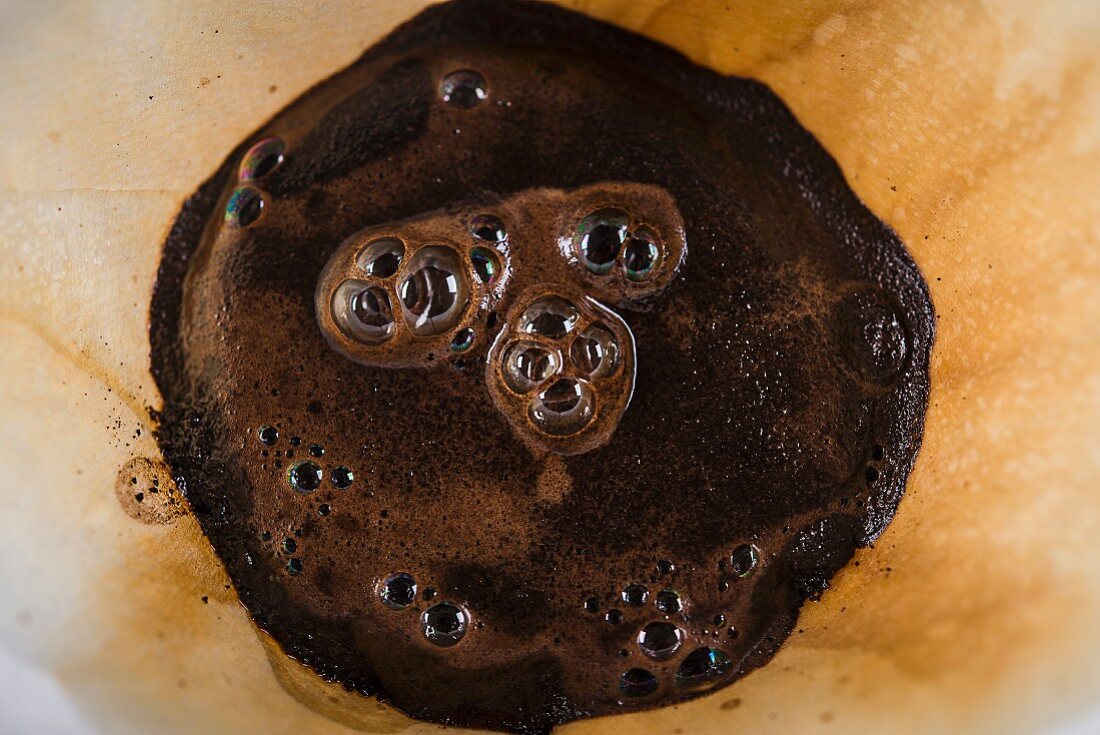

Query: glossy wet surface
[150,0,933,732]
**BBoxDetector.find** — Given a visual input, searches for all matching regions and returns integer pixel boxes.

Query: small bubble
[350,284,395,338]
[260,531,272,541]
[238,136,286,181]
[286,558,303,576]
[583,597,600,613]
[656,559,675,575]
[713,614,726,626]
[379,572,417,610]
[450,328,475,352]
[282,538,297,553]
[358,238,405,278]
[621,584,649,607]
[422,587,437,601]
[470,214,506,243]
[605,609,623,625]
[730,544,759,577]
[289,436,302,446]
[399,246,470,336]
[503,342,560,393]
[225,185,264,228]
[257,425,278,446]
[440,69,487,108]
[309,444,324,457]
[331,466,354,489]
[569,323,620,378]
[519,296,579,339]
[421,602,469,646]
[637,621,684,660]
[470,247,500,285]
[865,466,879,482]
[655,589,682,614]
[619,668,658,697]
[529,378,595,436]
[576,209,628,275]
[675,647,732,689]
[287,461,322,493]
[317,504,331,516]
[623,231,660,281]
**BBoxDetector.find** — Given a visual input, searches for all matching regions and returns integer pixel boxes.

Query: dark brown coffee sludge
[150,1,934,733]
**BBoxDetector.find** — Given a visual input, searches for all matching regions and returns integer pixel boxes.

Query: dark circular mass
[149,1,933,733]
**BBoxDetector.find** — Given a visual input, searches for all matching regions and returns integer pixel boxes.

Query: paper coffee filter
[0,1,1097,734]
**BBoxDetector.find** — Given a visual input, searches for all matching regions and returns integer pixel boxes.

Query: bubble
[450,328,475,352]
[238,136,286,181]
[637,621,684,660]
[583,597,600,613]
[379,572,417,609]
[623,231,660,281]
[225,185,264,228]
[309,444,324,457]
[331,466,354,489]
[421,602,469,646]
[569,323,620,378]
[358,238,405,278]
[257,425,278,446]
[576,208,628,275]
[503,341,560,393]
[440,70,487,108]
[287,461,323,493]
[621,584,649,607]
[618,668,658,698]
[730,544,759,577]
[398,246,470,336]
[654,589,681,614]
[656,559,676,575]
[282,538,297,553]
[470,214,506,243]
[675,647,732,689]
[470,247,501,285]
[605,609,623,625]
[332,280,396,344]
[286,558,303,576]
[519,296,579,339]
[528,378,595,436]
